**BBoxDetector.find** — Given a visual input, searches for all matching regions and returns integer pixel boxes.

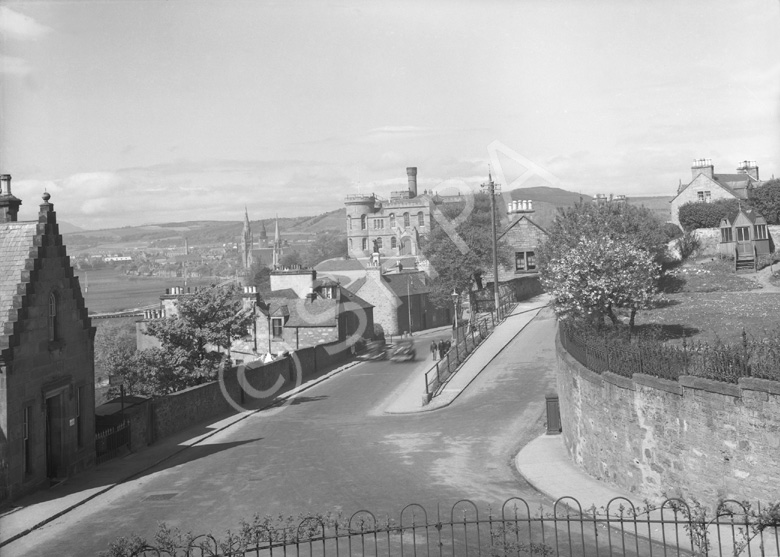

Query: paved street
[4,308,557,556]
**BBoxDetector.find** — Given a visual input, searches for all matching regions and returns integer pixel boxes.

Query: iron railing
[110,496,780,557]
[424,302,515,399]
[96,420,131,465]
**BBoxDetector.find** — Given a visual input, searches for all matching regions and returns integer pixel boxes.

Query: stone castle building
[345,167,433,260]
[0,176,96,504]
[670,159,763,227]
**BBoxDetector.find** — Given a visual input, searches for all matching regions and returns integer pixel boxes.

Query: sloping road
[5,308,558,556]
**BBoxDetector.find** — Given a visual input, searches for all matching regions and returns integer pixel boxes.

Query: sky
[1,0,779,230]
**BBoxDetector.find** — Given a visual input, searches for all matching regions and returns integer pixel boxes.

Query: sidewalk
[384,294,550,414]
[0,360,359,549]
[515,434,638,511]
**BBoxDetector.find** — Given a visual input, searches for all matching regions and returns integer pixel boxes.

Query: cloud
[0,54,33,75]
[0,7,52,40]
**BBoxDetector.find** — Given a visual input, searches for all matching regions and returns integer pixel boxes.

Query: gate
[117,496,780,556]
[95,420,131,465]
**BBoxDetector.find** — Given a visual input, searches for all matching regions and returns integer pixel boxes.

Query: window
[755,224,768,240]
[391,237,397,249]
[271,318,284,339]
[23,405,31,475]
[737,226,750,241]
[418,212,425,227]
[362,238,368,251]
[360,215,367,230]
[403,212,410,228]
[349,238,353,249]
[76,386,84,448]
[697,191,712,202]
[389,214,396,227]
[48,293,57,341]
[515,251,537,272]
[376,237,383,249]
[721,228,733,243]
[374,218,384,229]
[348,218,352,230]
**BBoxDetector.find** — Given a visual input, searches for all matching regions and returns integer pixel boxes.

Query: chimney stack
[691,158,714,180]
[737,160,759,181]
[406,167,418,198]
[0,174,22,223]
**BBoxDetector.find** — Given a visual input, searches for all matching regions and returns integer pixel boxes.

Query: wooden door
[45,394,63,479]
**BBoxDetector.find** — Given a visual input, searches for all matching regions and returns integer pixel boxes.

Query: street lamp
[451,288,459,331]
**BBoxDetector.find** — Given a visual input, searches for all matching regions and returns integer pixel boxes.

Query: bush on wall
[678,198,745,231]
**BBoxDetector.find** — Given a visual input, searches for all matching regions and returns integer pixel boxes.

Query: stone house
[479,204,547,306]
[346,255,449,337]
[0,176,96,504]
[669,159,763,228]
[137,269,374,362]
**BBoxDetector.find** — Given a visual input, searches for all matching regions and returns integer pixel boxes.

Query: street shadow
[136,437,264,478]
[286,395,328,406]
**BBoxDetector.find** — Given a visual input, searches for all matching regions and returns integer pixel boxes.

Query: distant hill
[58,221,85,234]
[61,186,673,251]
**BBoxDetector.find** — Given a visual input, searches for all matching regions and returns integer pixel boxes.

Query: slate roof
[498,214,548,241]
[314,258,366,272]
[382,271,429,297]
[0,221,38,338]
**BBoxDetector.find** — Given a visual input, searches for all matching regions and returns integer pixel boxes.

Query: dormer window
[48,293,58,341]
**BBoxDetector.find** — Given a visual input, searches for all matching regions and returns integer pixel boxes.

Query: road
[5,308,558,556]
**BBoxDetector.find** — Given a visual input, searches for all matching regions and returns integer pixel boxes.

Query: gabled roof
[0,221,38,341]
[498,214,548,241]
[670,173,742,203]
[267,288,298,299]
[346,276,367,293]
[382,271,429,297]
[283,299,338,328]
[338,286,373,311]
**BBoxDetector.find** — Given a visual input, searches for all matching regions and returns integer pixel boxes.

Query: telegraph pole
[481,170,501,320]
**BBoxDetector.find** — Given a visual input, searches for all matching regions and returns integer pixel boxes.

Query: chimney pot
[0,174,22,223]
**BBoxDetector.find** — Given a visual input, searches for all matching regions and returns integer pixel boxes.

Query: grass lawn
[633,259,780,345]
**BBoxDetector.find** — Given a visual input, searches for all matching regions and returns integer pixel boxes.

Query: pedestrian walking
[430,341,438,360]
[438,339,446,357]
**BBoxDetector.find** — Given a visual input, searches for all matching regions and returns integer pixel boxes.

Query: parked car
[390,339,416,362]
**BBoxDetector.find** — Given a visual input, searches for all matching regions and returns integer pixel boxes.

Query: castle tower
[242,207,253,270]
[344,193,377,258]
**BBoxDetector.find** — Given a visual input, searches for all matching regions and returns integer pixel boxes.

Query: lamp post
[481,170,501,321]
[452,288,459,333]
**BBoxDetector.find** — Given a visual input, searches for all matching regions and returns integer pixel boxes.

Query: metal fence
[96,420,131,465]
[113,496,780,557]
[558,322,780,384]
[424,302,515,399]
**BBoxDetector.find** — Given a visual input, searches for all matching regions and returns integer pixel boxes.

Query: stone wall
[556,334,780,503]
[120,339,351,447]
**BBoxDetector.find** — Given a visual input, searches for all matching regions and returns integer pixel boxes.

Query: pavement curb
[0,360,360,549]
[384,304,549,415]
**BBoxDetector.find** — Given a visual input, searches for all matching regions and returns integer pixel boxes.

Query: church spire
[272,215,282,269]
[242,207,253,270]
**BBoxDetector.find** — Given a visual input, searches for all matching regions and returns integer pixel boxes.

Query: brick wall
[556,334,780,502]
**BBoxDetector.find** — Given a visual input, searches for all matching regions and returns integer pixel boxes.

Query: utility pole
[481,170,501,320]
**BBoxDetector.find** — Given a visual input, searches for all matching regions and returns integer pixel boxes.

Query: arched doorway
[400,238,413,255]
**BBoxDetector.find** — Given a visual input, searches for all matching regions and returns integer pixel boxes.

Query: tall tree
[748,179,780,224]
[421,192,510,308]
[302,230,348,267]
[538,200,665,328]
[108,283,254,396]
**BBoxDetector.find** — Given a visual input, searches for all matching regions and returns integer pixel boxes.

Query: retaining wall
[556,333,780,503]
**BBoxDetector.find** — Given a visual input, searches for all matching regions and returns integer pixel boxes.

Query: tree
[748,179,780,224]
[538,200,664,328]
[421,192,511,308]
[302,231,348,267]
[108,283,254,396]
[249,261,272,295]
[279,251,302,268]
[541,236,660,328]
[678,198,745,231]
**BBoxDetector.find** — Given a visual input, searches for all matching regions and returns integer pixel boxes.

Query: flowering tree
[541,236,660,328]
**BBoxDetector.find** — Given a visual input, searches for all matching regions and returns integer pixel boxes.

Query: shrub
[678,198,745,231]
